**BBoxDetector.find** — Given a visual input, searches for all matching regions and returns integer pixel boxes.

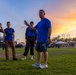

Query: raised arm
[0,24,4,33]
[24,20,36,30]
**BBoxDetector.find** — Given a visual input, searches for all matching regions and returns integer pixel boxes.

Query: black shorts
[36,42,48,52]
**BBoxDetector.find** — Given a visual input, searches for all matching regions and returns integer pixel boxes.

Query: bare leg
[43,51,48,64]
[37,51,42,64]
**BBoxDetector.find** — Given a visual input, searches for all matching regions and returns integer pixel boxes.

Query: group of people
[0,9,52,69]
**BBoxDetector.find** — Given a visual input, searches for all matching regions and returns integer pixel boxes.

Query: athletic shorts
[36,42,48,52]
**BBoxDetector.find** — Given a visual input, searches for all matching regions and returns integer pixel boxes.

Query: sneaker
[30,56,33,60]
[40,64,48,69]
[13,58,17,60]
[21,56,26,60]
[32,63,41,67]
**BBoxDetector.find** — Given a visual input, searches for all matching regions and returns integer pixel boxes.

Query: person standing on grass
[3,22,17,60]
[24,9,52,69]
[22,21,37,60]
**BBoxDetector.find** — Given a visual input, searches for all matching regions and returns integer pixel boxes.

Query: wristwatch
[48,37,50,39]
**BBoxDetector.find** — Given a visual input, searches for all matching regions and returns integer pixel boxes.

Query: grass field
[0,48,76,75]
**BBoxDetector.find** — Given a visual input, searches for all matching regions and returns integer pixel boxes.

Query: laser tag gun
[34,42,49,51]
[41,43,49,51]
[34,44,37,50]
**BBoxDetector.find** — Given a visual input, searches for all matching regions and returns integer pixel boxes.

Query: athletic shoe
[40,64,48,69]
[21,56,26,60]
[32,63,41,67]
[30,56,33,60]
[13,58,17,60]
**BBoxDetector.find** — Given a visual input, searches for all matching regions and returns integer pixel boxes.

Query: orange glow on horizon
[46,11,76,37]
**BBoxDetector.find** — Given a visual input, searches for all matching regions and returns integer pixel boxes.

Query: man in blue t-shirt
[3,22,17,60]
[24,9,52,69]
[22,21,37,60]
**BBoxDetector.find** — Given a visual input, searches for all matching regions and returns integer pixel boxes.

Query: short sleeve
[12,28,15,33]
[46,20,52,28]
[34,23,39,29]
[4,29,6,32]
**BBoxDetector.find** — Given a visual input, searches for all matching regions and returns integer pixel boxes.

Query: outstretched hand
[24,20,29,26]
[24,20,36,30]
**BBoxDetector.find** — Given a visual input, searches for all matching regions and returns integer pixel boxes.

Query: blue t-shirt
[4,28,15,41]
[27,27,35,37]
[35,18,51,43]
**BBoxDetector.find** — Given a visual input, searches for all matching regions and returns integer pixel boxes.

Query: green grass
[0,48,76,75]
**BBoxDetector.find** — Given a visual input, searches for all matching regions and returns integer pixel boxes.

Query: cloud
[0,0,76,41]
[45,0,76,36]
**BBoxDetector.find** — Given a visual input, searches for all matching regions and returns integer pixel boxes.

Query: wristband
[48,37,50,39]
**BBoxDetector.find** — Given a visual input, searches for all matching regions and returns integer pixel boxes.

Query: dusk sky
[0,0,76,42]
